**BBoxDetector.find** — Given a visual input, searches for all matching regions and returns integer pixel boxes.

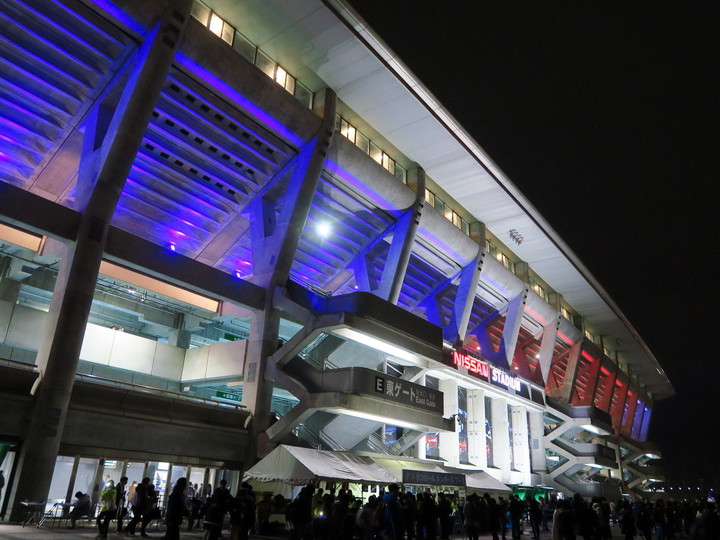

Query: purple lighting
[175,54,304,148]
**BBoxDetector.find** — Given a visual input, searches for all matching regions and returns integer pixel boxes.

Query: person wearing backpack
[379,483,402,540]
[96,480,118,539]
[165,477,188,540]
[289,485,314,540]
[127,477,150,536]
[357,495,377,540]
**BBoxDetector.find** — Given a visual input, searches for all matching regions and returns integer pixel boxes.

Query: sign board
[374,375,442,414]
[451,351,521,392]
[402,469,466,487]
[215,390,241,402]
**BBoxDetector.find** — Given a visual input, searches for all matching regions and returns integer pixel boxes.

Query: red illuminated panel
[452,351,489,378]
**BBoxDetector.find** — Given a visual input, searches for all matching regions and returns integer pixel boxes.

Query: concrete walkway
[0,522,628,540]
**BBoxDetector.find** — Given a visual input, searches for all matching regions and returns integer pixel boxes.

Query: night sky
[349,2,720,486]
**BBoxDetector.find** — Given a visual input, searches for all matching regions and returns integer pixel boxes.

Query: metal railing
[0,356,246,412]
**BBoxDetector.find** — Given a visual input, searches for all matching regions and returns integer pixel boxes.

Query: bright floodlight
[316,222,331,238]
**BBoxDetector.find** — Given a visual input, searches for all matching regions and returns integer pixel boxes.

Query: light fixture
[508,229,524,245]
[316,222,331,238]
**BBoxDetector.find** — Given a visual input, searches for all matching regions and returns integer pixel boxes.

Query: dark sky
[349,2,720,485]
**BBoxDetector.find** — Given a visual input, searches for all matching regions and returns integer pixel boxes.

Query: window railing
[336,115,407,183]
[191,1,313,109]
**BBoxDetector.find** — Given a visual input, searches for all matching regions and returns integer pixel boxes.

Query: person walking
[115,476,128,533]
[96,480,118,539]
[126,477,150,536]
[165,477,187,540]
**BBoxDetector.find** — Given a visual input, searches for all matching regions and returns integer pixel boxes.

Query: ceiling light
[316,222,331,238]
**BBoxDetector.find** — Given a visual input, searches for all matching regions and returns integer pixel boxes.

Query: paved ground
[0,522,627,540]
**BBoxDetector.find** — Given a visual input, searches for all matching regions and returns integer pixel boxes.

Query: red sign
[452,351,489,378]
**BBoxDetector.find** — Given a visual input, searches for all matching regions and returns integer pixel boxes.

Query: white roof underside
[205,0,672,399]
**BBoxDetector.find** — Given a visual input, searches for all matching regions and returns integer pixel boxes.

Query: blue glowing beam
[175,53,304,148]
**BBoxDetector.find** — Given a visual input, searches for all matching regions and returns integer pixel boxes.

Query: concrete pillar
[438,378,459,466]
[499,288,529,367]
[8,1,193,520]
[490,396,510,481]
[553,341,582,403]
[537,316,560,383]
[377,167,424,304]
[444,249,482,346]
[576,351,603,406]
[467,388,487,468]
[528,410,546,473]
[469,221,486,248]
[511,406,531,483]
[245,89,336,460]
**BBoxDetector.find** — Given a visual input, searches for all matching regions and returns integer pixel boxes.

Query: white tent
[244,446,511,495]
[463,470,513,493]
[243,445,397,486]
[372,456,511,494]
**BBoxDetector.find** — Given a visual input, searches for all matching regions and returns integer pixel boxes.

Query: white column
[467,388,487,467]
[439,378,459,466]
[491,396,510,481]
[528,411,546,474]
[511,406,531,485]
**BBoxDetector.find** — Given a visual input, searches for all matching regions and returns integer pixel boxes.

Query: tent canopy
[243,445,397,486]
[372,457,512,493]
[244,445,510,493]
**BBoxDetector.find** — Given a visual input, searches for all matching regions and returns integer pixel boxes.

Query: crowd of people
[65,478,720,540]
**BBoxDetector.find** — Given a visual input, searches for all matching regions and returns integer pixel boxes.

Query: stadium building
[0,0,673,520]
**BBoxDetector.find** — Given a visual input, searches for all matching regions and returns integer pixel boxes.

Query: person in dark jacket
[165,478,187,540]
[127,477,150,536]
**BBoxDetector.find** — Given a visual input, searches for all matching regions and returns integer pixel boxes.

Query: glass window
[72,457,100,502]
[346,124,356,144]
[461,219,470,235]
[125,462,146,488]
[275,66,287,88]
[233,31,256,63]
[443,205,454,221]
[340,118,350,139]
[458,387,469,463]
[356,131,370,154]
[285,74,296,95]
[255,49,276,78]
[395,163,407,183]
[209,13,224,37]
[426,375,440,460]
[425,189,435,207]
[485,397,494,468]
[220,21,234,45]
[435,198,445,215]
[452,212,462,228]
[381,153,391,172]
[295,82,313,109]
[369,142,382,164]
[508,405,515,470]
[191,1,211,25]
[48,456,75,507]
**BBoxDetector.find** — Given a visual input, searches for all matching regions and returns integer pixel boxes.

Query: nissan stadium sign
[451,350,521,392]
